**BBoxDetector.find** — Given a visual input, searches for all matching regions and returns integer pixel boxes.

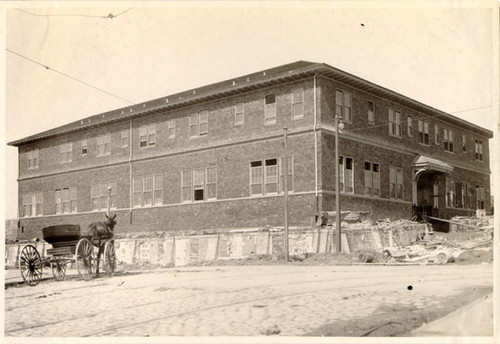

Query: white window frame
[121,130,129,148]
[96,134,111,157]
[55,187,76,214]
[291,87,304,120]
[389,166,404,200]
[250,161,264,196]
[444,129,454,152]
[60,142,73,164]
[339,156,354,194]
[190,112,208,138]
[264,94,277,125]
[81,139,88,156]
[476,185,485,209]
[235,102,245,126]
[22,192,43,217]
[364,161,380,197]
[367,101,375,125]
[418,120,429,145]
[407,116,413,137]
[181,168,217,202]
[167,120,176,139]
[336,90,352,123]
[27,149,39,169]
[139,124,156,148]
[388,109,402,138]
[475,139,483,161]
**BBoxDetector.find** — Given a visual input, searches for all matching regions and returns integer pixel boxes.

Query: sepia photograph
[2,1,499,342]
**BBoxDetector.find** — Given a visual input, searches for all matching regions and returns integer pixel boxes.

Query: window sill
[389,134,402,139]
[418,142,430,147]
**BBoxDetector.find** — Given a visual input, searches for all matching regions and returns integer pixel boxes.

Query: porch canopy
[412,155,454,174]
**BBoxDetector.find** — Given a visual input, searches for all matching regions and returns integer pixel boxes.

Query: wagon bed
[43,225,81,256]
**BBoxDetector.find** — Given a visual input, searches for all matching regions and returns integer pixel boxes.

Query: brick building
[8,61,492,239]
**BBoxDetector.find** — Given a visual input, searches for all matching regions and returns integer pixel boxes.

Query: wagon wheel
[76,238,95,281]
[104,240,116,277]
[51,260,67,281]
[19,245,43,286]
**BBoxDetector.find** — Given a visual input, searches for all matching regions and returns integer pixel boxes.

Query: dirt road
[4,264,493,337]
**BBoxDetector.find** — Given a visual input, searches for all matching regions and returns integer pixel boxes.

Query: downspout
[313,74,319,214]
[129,118,133,224]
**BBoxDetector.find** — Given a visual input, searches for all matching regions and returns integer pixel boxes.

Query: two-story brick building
[8,61,492,239]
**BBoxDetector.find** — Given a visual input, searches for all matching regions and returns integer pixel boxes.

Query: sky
[2,1,499,220]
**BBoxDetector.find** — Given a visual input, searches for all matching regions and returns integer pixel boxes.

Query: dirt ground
[304,285,492,337]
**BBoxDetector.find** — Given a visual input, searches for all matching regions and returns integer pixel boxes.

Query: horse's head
[104,214,117,231]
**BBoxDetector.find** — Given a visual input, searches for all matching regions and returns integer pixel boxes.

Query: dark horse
[81,214,116,275]
[82,214,116,242]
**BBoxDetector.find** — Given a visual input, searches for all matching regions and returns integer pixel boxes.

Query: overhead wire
[6,49,134,104]
[14,7,134,19]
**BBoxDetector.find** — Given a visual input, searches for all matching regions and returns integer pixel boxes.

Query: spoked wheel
[51,260,67,281]
[103,240,116,277]
[19,245,43,286]
[75,238,95,281]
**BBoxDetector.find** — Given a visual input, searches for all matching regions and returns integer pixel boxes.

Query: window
[181,170,193,202]
[265,159,278,194]
[139,124,156,147]
[92,183,117,211]
[22,193,42,217]
[121,130,129,148]
[60,142,72,163]
[407,116,413,137]
[446,178,455,207]
[235,102,245,126]
[167,120,176,138]
[435,124,440,145]
[336,90,352,123]
[476,185,485,209]
[96,134,111,156]
[250,161,263,196]
[443,129,454,152]
[475,140,483,161]
[181,168,217,202]
[133,175,162,207]
[27,149,39,169]
[367,101,375,124]
[279,156,294,192]
[144,176,154,206]
[154,174,164,205]
[265,94,277,125]
[206,167,217,200]
[190,112,208,137]
[418,120,429,145]
[389,166,404,200]
[250,158,294,196]
[81,139,88,156]
[291,87,304,119]
[388,109,402,138]
[461,135,466,153]
[364,162,380,197]
[199,111,208,136]
[55,187,76,214]
[339,156,354,193]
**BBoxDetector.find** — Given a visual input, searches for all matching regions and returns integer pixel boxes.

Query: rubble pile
[367,215,492,265]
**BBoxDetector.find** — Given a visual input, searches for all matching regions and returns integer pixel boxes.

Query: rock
[260,325,281,335]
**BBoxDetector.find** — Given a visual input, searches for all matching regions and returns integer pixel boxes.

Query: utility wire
[15,7,134,19]
[7,49,134,104]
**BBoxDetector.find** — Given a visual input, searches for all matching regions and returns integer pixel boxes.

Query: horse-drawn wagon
[19,214,117,286]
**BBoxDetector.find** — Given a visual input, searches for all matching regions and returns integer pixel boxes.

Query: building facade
[9,61,492,240]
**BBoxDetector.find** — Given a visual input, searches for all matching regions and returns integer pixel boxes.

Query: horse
[82,214,116,243]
